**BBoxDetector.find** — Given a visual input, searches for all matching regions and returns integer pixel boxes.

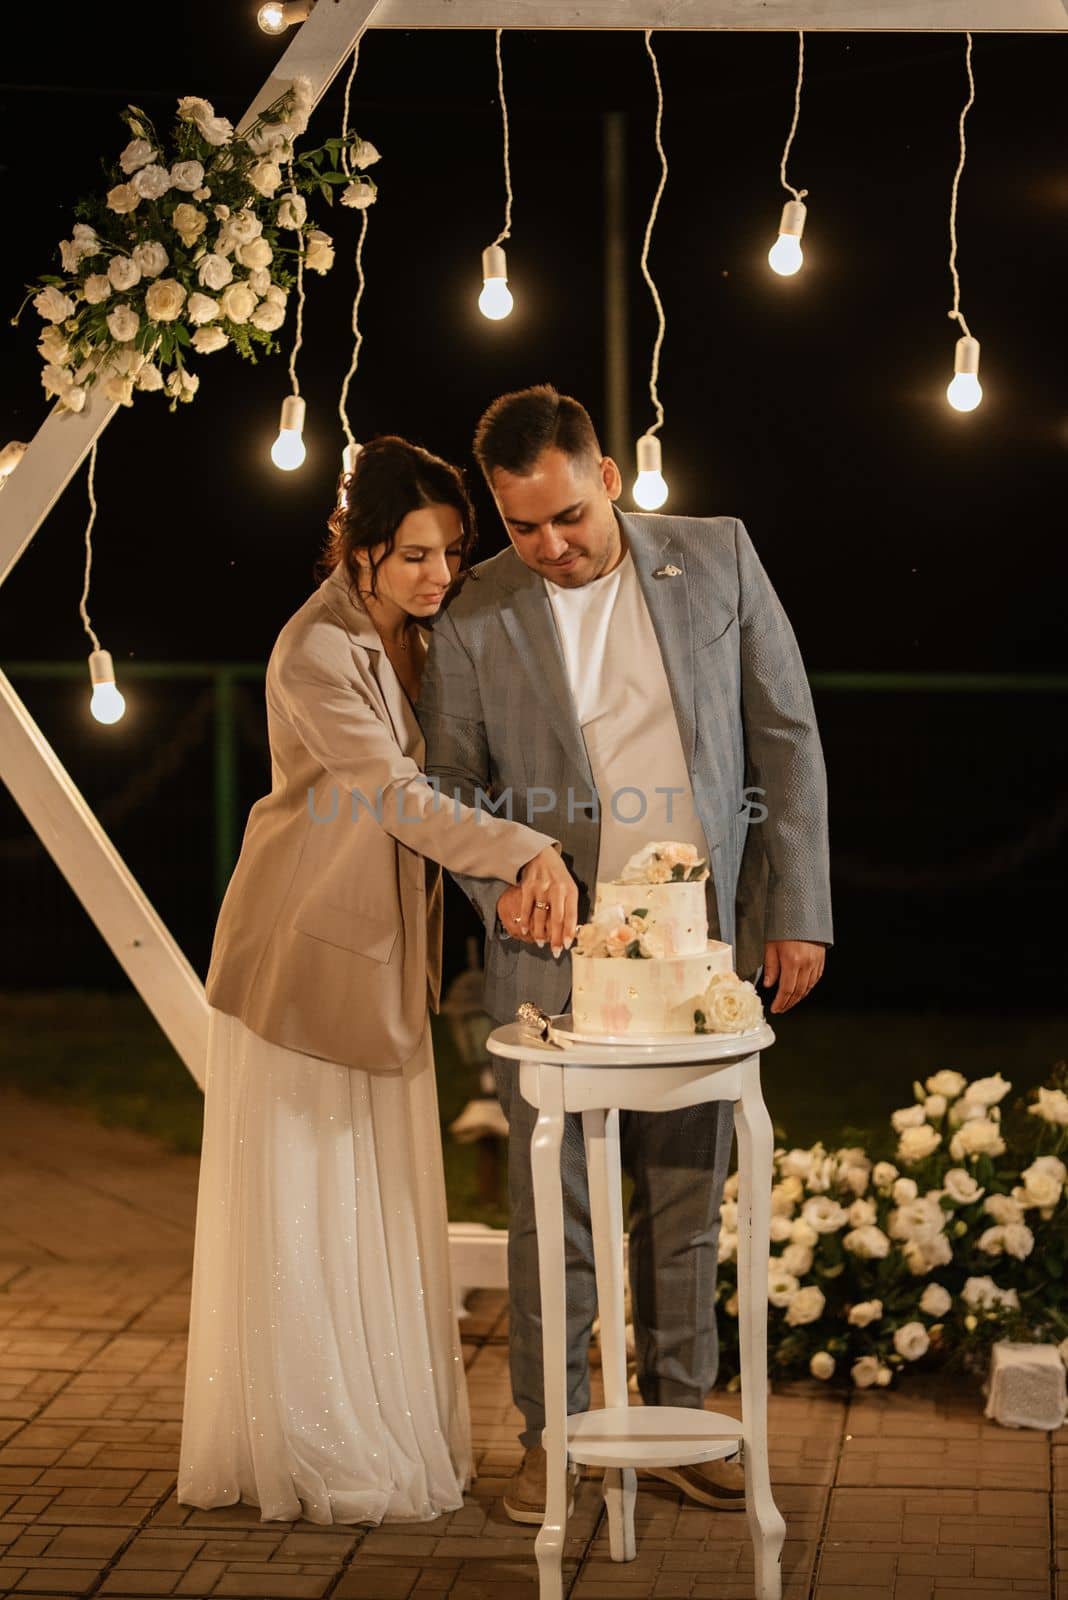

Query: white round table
[487,1017,786,1600]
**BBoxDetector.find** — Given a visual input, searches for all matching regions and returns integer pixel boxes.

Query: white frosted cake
[570,842,762,1039]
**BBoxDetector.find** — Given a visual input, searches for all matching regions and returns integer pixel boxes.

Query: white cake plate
[548,1015,765,1052]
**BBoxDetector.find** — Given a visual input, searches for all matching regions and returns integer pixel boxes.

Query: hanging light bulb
[257,0,313,34]
[632,434,669,511]
[88,649,126,725]
[947,334,983,412]
[271,395,307,471]
[768,199,807,277]
[478,244,513,321]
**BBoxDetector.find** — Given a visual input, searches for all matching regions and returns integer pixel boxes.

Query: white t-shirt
[544,549,709,884]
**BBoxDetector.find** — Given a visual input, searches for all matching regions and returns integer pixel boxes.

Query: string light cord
[491,28,513,247]
[285,158,307,397]
[78,442,101,654]
[640,28,668,436]
[947,31,975,340]
[779,30,809,203]
[339,34,363,177]
[338,209,370,453]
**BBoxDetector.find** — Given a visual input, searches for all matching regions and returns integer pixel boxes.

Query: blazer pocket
[693,614,739,653]
[292,899,399,963]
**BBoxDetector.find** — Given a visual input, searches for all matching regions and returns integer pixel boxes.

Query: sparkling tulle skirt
[178,1008,472,1524]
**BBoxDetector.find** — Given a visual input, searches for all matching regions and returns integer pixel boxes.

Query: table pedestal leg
[583,1108,636,1562]
[531,1063,567,1600]
[735,1057,786,1600]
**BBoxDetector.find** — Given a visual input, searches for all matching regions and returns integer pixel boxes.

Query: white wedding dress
[178,655,471,1525]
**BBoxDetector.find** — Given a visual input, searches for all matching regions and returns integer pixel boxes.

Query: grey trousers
[492,1058,735,1450]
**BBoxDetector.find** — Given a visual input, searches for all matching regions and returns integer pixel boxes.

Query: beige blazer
[206,565,554,1072]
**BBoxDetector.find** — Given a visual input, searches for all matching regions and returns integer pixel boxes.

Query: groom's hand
[497,885,537,943]
[762,940,826,1014]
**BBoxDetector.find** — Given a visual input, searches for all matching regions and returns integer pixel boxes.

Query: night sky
[0,11,1065,1005]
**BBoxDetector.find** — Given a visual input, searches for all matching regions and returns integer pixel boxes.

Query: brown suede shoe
[645,1452,746,1510]
[502,1444,581,1525]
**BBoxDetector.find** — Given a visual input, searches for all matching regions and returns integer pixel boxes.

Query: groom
[418,385,832,1521]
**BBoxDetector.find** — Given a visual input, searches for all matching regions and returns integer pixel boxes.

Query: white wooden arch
[1,0,1063,1282]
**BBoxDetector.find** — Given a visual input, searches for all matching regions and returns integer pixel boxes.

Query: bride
[178,435,577,1525]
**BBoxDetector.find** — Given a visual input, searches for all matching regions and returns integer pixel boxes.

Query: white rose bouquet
[17,83,378,412]
[713,1058,1068,1389]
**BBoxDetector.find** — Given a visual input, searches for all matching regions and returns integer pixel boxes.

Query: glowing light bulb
[479,244,513,321]
[632,434,669,511]
[271,395,307,471]
[768,199,807,277]
[88,650,126,725]
[947,335,983,412]
[257,0,312,33]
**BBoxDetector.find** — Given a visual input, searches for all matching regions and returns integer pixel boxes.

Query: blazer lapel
[499,565,595,789]
[620,512,697,770]
[319,566,393,727]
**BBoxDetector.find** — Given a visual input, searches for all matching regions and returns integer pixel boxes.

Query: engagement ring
[534,900,550,910]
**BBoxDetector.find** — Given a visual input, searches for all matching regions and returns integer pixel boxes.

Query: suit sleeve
[273,637,553,885]
[417,606,513,936]
[735,518,833,946]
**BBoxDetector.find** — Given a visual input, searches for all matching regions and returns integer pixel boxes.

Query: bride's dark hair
[318,435,476,599]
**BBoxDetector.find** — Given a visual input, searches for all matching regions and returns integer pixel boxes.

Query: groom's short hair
[474,385,602,480]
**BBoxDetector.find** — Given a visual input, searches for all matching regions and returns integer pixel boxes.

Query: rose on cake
[574,903,662,960]
[694,971,763,1035]
[617,841,709,885]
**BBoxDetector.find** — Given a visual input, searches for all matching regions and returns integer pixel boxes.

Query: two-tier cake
[569,842,763,1039]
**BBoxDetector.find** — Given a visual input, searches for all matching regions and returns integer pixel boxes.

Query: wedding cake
[570,842,763,1039]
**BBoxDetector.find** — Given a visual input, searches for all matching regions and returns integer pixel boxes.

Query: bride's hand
[517,848,579,956]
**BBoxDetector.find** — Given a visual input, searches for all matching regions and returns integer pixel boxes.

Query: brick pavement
[0,1086,1061,1599]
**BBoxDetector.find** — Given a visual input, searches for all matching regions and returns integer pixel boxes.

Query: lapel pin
[653,564,682,578]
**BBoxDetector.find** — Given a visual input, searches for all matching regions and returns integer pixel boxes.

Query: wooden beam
[0,669,210,1085]
[362,0,1067,29]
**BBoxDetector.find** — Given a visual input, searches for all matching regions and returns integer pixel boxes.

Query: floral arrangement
[574,904,659,960]
[715,1061,1068,1389]
[18,82,380,411]
[616,841,709,885]
[694,971,764,1035]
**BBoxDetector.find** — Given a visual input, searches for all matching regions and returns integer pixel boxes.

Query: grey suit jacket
[417,511,832,1024]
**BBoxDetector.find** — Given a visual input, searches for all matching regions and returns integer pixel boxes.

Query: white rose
[843,1224,891,1260]
[1002,1222,1035,1260]
[177,96,234,146]
[107,256,141,292]
[924,1094,947,1120]
[892,1320,930,1361]
[768,1270,800,1309]
[248,159,284,197]
[780,1175,804,1205]
[245,267,269,296]
[34,286,75,322]
[225,210,263,246]
[219,282,257,325]
[144,279,187,323]
[246,121,293,158]
[170,160,205,193]
[876,1366,893,1387]
[100,373,135,407]
[904,1232,953,1275]
[132,241,168,278]
[108,346,145,378]
[119,137,156,174]
[872,1162,898,1192]
[801,1195,849,1234]
[809,1351,835,1380]
[717,1230,738,1264]
[37,326,71,364]
[1030,1088,1068,1126]
[785,1285,825,1326]
[780,1243,813,1278]
[41,363,75,399]
[106,182,141,214]
[805,1155,837,1194]
[892,1178,918,1204]
[851,1355,882,1388]
[62,385,87,412]
[962,1274,1001,1309]
[949,1097,987,1128]
[920,1282,952,1317]
[82,274,112,305]
[304,229,335,274]
[132,164,171,201]
[983,1193,1024,1226]
[340,179,376,209]
[943,1168,984,1206]
[891,1104,926,1132]
[165,368,200,402]
[847,1299,883,1328]
[197,254,234,291]
[962,1073,1011,1109]
[353,138,381,169]
[848,1198,877,1228]
[723,1173,739,1202]
[191,326,229,354]
[135,363,164,392]
[948,1119,1005,1162]
[790,1217,819,1248]
[926,1070,967,1099]
[703,973,763,1034]
[277,193,308,231]
[888,1196,946,1244]
[1020,1156,1067,1210]
[769,1216,793,1244]
[779,1149,814,1181]
[186,292,220,326]
[237,237,273,270]
[171,204,207,247]
[896,1125,942,1165]
[105,305,140,342]
[839,1162,872,1198]
[720,1200,738,1232]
